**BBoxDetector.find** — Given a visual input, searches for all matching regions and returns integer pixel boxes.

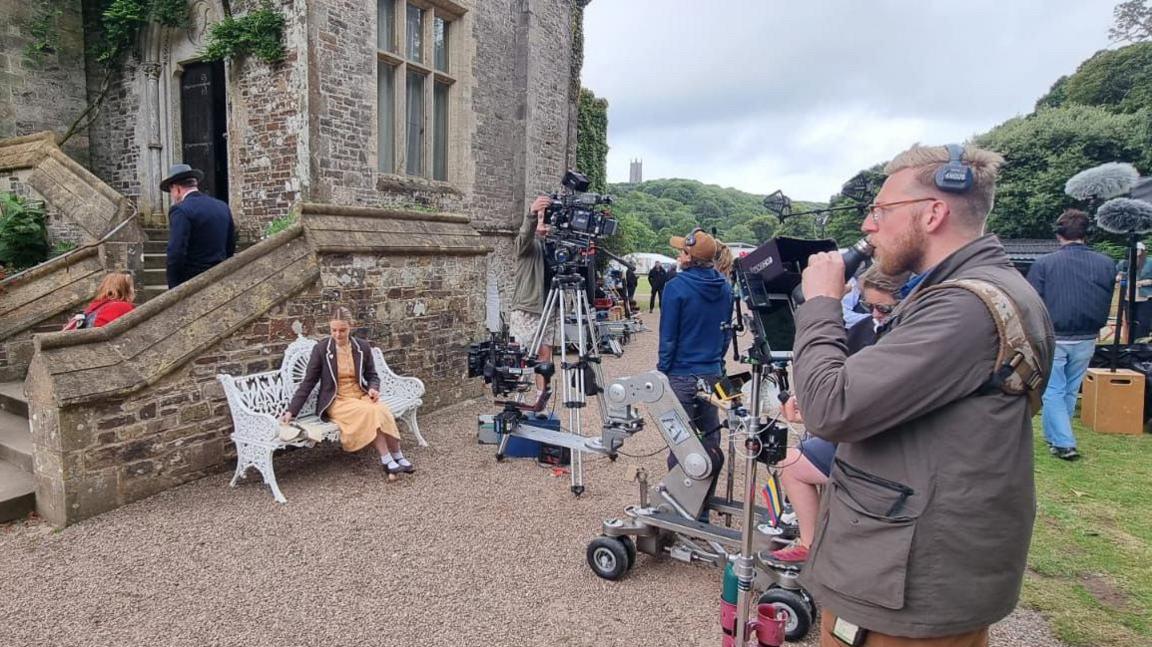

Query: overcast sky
[582,1,1117,201]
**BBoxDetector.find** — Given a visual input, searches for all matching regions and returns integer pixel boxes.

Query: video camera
[466,330,555,398]
[545,171,618,247]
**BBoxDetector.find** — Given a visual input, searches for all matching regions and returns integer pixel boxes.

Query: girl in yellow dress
[281,306,412,476]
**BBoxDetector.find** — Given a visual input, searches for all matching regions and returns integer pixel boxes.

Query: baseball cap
[670,228,718,263]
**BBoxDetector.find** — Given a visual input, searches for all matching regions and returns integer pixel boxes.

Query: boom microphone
[1095,197,1152,235]
[1065,162,1140,201]
[792,237,875,306]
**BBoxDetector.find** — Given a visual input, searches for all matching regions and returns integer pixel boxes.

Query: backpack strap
[915,278,1046,415]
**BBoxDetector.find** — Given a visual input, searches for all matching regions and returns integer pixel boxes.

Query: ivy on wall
[23,2,63,63]
[47,0,286,146]
[576,87,609,193]
[200,1,286,64]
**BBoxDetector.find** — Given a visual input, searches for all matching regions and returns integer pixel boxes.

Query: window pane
[433,82,448,180]
[434,17,449,72]
[377,0,395,52]
[377,63,395,172]
[406,71,425,176]
[406,3,424,63]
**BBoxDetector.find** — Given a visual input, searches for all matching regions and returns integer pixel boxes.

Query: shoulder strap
[915,278,1046,415]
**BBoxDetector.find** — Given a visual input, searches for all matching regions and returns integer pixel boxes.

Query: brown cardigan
[286,337,380,420]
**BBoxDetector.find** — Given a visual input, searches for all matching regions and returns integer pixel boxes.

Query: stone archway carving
[137,0,229,220]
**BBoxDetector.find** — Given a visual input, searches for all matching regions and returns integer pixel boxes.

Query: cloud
[583,0,1115,201]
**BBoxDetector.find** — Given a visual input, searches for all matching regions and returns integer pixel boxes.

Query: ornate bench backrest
[279,335,423,417]
[281,335,320,417]
[232,372,287,416]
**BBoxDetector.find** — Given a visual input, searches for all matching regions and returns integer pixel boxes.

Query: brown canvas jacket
[793,235,1055,638]
[286,337,380,420]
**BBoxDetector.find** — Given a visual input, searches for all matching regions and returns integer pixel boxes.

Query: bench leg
[403,409,429,447]
[232,441,287,503]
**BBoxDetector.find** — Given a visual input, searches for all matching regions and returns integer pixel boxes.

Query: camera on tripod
[545,171,618,247]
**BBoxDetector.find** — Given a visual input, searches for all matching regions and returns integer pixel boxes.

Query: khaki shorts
[509,309,557,348]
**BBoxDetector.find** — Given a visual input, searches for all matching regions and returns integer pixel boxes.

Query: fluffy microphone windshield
[1065,162,1140,200]
[1096,197,1152,235]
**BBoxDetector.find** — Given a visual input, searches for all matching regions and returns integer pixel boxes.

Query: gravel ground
[0,311,1068,646]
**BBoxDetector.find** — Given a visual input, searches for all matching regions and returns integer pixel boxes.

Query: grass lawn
[1026,418,1152,645]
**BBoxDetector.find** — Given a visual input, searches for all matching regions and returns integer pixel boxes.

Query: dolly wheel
[586,536,630,580]
[619,535,637,569]
[758,587,813,641]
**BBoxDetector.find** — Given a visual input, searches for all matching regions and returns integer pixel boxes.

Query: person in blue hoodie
[659,228,733,485]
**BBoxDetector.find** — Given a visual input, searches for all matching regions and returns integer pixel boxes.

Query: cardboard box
[1082,368,1145,435]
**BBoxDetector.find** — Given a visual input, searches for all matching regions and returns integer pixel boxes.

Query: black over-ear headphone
[935,144,974,193]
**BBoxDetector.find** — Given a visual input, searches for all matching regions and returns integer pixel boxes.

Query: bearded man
[787,144,1054,646]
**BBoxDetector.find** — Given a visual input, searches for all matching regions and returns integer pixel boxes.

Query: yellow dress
[326,342,400,452]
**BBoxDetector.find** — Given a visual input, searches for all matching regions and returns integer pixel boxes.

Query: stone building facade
[2,0,588,525]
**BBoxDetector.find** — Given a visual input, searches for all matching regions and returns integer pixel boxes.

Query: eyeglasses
[865,197,938,225]
[859,300,897,315]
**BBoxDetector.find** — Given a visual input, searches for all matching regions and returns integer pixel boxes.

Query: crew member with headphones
[787,144,1054,646]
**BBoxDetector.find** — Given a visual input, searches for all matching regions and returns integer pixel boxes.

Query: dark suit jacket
[287,337,380,420]
[166,191,237,288]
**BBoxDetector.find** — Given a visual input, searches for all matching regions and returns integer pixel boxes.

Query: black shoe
[397,461,416,473]
[1053,447,1081,461]
[383,462,402,475]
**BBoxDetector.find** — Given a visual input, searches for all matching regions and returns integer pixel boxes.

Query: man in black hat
[161,163,236,288]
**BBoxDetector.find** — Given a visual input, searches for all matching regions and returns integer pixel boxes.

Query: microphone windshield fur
[1096,197,1152,235]
[1065,162,1140,200]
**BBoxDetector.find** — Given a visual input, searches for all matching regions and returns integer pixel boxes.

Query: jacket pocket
[808,459,923,610]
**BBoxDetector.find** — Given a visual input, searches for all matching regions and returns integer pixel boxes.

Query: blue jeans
[1041,340,1096,449]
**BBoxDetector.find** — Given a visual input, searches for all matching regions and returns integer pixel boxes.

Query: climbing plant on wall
[53,0,286,146]
[576,87,609,193]
[200,1,287,64]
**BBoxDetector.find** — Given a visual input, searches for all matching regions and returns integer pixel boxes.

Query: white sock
[380,453,399,468]
[393,451,412,467]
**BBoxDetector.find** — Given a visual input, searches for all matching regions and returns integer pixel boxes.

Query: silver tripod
[495,266,608,495]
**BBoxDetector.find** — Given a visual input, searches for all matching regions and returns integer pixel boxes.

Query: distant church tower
[629,158,643,184]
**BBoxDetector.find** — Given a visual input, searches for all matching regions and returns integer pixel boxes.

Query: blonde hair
[329,305,354,323]
[95,272,135,303]
[884,144,1005,230]
[714,242,734,275]
[859,265,910,298]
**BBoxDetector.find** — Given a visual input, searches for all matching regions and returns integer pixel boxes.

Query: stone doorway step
[140,227,169,303]
[0,381,34,523]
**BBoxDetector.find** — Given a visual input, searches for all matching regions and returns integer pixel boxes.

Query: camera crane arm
[589,371,720,519]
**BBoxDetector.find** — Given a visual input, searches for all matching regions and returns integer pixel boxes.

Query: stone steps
[0,381,34,523]
[0,410,32,472]
[0,461,34,524]
[0,381,28,418]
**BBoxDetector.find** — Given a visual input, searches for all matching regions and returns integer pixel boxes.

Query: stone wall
[226,0,310,240]
[25,205,488,526]
[0,0,90,163]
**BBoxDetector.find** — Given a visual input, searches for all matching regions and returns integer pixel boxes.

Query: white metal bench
[217,333,427,502]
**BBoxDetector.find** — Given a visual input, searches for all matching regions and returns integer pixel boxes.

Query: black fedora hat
[159,163,205,192]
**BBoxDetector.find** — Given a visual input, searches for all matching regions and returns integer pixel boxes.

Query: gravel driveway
[0,312,1068,646]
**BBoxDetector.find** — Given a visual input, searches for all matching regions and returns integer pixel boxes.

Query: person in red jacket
[66,273,136,329]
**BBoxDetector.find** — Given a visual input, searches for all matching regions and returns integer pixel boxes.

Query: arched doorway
[139,0,231,222]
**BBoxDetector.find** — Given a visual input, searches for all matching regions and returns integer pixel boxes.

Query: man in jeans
[1027,209,1116,460]
[658,228,733,496]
